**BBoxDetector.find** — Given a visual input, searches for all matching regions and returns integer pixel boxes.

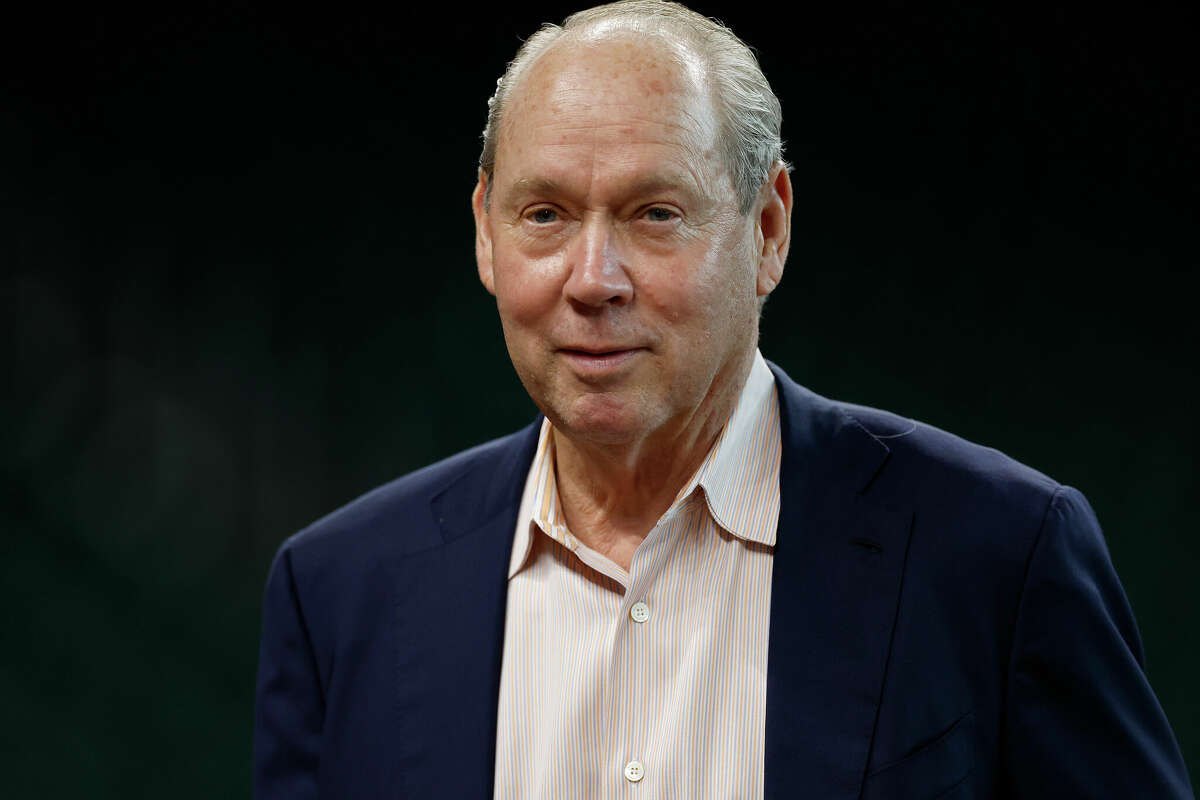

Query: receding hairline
[492,27,714,161]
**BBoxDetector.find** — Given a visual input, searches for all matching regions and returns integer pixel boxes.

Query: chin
[549,393,658,446]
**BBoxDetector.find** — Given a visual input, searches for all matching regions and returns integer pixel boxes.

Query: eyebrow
[505,177,565,203]
[626,174,704,199]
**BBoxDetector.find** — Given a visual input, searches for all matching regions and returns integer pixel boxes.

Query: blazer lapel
[391,421,540,798]
[764,364,913,799]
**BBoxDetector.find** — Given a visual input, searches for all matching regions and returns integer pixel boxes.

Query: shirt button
[630,601,650,623]
[624,760,645,783]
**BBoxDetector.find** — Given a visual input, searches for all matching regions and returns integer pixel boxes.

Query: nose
[562,216,633,308]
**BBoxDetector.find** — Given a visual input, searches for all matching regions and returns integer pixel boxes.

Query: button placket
[617,515,678,793]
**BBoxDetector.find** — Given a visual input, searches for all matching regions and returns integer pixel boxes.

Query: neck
[551,349,755,569]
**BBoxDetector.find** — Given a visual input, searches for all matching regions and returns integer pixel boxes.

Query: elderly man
[254,1,1192,797]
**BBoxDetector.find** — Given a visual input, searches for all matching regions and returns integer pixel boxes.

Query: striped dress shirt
[494,350,782,799]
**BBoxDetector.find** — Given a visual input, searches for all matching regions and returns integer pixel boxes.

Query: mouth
[557,347,645,374]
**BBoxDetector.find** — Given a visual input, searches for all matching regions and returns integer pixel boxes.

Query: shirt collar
[508,422,568,579]
[508,349,781,579]
[677,349,781,547]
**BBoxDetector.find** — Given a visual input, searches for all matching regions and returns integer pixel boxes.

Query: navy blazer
[255,363,1193,798]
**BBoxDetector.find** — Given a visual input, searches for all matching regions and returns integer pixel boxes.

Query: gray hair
[478,0,785,214]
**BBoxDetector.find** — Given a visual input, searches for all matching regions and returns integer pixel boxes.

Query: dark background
[3,2,1196,795]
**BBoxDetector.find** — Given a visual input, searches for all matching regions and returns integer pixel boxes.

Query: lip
[557,347,645,376]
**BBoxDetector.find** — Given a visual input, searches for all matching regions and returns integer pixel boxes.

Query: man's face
[474,35,783,447]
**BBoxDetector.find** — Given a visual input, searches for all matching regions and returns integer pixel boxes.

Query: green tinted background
[3,3,1196,795]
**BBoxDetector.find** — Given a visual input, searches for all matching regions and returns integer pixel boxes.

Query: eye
[643,207,677,222]
[528,207,559,224]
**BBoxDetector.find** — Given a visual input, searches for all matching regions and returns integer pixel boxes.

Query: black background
[3,2,1196,794]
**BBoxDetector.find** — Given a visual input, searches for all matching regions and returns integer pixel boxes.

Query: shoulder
[772,364,1060,504]
[838,399,1059,507]
[772,364,1066,558]
[838,398,1071,576]
[273,421,540,584]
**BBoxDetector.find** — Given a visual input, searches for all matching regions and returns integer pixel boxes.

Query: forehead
[518,30,702,93]
[496,33,722,186]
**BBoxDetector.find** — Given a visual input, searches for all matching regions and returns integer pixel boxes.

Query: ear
[754,161,792,297]
[472,172,496,296]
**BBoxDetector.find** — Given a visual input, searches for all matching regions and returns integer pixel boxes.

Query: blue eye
[530,208,558,224]
[645,207,675,222]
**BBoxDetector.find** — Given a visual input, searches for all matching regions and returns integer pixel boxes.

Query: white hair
[478,0,785,214]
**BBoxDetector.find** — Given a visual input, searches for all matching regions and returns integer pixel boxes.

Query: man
[254,1,1193,797]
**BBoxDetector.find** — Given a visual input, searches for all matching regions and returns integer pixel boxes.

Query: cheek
[683,238,760,334]
[676,239,753,314]
[492,254,563,323]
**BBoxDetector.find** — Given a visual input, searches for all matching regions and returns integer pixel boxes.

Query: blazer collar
[429,418,542,544]
[764,361,913,799]
[389,420,540,797]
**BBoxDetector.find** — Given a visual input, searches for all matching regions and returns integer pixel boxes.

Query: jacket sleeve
[1003,486,1194,797]
[254,541,324,800]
